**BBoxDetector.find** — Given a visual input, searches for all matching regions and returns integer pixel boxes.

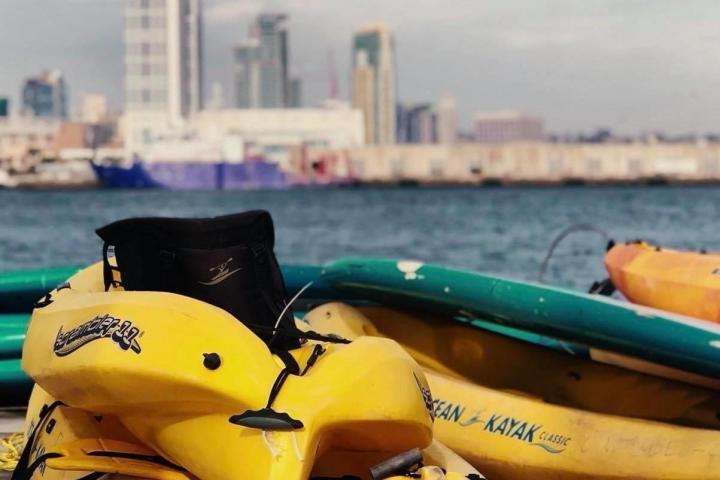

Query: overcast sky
[1,0,719,134]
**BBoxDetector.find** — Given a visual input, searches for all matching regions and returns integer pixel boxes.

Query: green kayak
[321,258,720,380]
[0,265,82,313]
[0,358,33,406]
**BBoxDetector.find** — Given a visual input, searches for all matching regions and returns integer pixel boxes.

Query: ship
[91,133,289,190]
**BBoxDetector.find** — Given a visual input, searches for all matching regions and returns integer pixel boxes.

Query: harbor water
[2,185,720,291]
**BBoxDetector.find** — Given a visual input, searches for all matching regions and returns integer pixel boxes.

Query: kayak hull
[606,241,720,322]
[321,258,720,380]
[304,302,720,480]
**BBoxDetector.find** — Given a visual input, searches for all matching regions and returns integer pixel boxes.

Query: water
[1,186,719,291]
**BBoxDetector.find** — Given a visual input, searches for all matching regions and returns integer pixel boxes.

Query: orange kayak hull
[605,242,720,322]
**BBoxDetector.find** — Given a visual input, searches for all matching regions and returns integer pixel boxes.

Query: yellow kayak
[605,241,720,322]
[305,302,720,479]
[18,263,481,480]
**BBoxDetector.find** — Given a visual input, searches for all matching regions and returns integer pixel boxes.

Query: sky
[1,0,720,134]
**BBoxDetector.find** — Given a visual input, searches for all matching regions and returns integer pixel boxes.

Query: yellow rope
[0,432,25,471]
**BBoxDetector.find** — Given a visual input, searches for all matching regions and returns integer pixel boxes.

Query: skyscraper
[396,103,435,144]
[21,70,68,118]
[234,39,260,108]
[288,77,302,108]
[124,0,203,120]
[234,13,290,109]
[352,23,396,144]
[436,96,458,144]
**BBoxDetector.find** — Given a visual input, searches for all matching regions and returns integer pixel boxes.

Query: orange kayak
[605,241,720,322]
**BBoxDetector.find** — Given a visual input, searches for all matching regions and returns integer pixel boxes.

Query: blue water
[1,186,719,291]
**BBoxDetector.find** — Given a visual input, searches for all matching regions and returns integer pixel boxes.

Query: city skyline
[2,1,720,134]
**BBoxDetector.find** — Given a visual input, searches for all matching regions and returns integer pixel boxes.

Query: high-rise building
[81,93,110,123]
[352,23,396,144]
[234,13,291,109]
[474,111,545,143]
[0,97,8,117]
[396,103,435,144]
[233,39,260,108]
[288,77,302,108]
[21,70,68,118]
[436,96,457,144]
[124,0,203,120]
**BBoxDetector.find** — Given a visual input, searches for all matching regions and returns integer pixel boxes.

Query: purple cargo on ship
[91,158,288,190]
[91,135,290,190]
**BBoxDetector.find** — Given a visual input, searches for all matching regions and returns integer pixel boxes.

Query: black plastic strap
[265,368,291,409]
[300,344,326,376]
[272,349,300,375]
[13,452,64,480]
[244,323,351,344]
[588,277,616,296]
[11,401,66,480]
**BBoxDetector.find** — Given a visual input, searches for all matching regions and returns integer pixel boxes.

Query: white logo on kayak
[199,257,242,285]
[397,260,425,280]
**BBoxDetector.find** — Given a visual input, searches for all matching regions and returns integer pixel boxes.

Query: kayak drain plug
[203,353,221,370]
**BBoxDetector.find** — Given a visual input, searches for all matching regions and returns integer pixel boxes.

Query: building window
[390,158,404,178]
[586,157,602,175]
[142,128,153,145]
[548,157,563,175]
[627,158,642,176]
[429,158,444,177]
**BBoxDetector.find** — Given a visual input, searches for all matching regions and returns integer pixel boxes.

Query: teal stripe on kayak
[323,258,720,379]
[0,264,334,314]
[0,358,30,385]
[458,316,590,357]
[0,265,82,313]
[0,315,29,359]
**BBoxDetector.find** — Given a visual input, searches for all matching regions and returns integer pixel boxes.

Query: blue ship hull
[91,161,289,190]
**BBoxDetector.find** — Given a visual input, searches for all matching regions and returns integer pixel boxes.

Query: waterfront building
[124,0,203,121]
[397,103,435,144]
[234,13,292,109]
[474,111,544,143]
[0,117,62,172]
[352,23,396,144]
[21,70,68,118]
[436,96,458,144]
[326,141,720,184]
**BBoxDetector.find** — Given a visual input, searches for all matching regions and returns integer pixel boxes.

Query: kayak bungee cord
[0,432,24,472]
[537,223,611,284]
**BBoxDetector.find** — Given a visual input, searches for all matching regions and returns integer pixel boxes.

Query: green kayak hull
[321,258,720,379]
[0,265,82,313]
[0,358,33,406]
[0,264,337,313]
